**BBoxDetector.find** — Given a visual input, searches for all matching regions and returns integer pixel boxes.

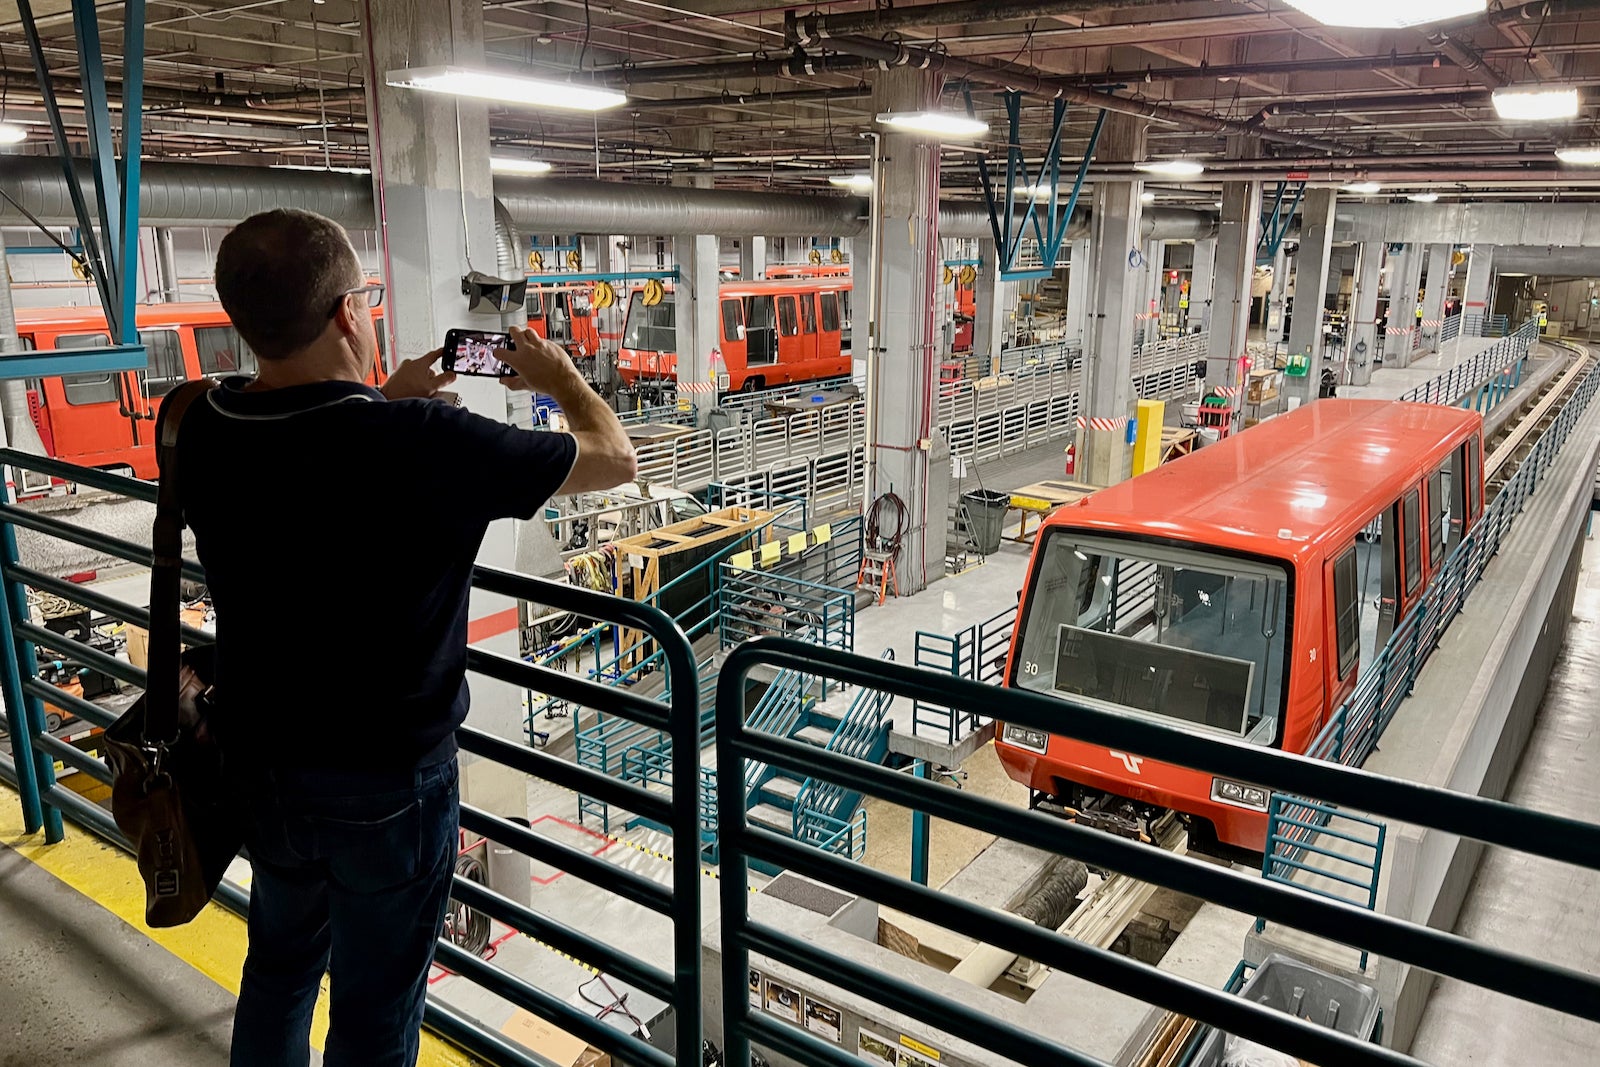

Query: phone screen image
[444,329,514,377]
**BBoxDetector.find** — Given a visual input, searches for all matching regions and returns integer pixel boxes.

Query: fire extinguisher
[1064,442,1077,476]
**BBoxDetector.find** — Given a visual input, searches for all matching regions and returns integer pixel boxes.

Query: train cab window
[1011,533,1290,744]
[819,292,841,332]
[54,333,119,406]
[1428,467,1448,564]
[1333,548,1360,679]
[525,290,545,317]
[720,299,743,343]
[799,294,817,335]
[1403,490,1422,595]
[139,330,186,399]
[195,325,258,378]
[777,296,799,337]
[622,291,676,352]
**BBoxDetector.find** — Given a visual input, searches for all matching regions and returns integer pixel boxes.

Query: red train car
[616,278,852,393]
[14,301,387,480]
[766,263,851,280]
[995,400,1485,855]
[526,283,601,359]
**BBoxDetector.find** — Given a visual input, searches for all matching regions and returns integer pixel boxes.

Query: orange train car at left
[14,301,388,481]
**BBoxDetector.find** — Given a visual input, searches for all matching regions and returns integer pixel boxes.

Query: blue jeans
[230,757,459,1067]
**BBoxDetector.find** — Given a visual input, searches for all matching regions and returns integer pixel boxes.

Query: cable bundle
[866,491,908,558]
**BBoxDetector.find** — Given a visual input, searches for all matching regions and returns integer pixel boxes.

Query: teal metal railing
[1258,796,1387,970]
[1398,319,1537,406]
[718,565,855,655]
[792,650,894,857]
[0,451,703,1067]
[713,635,1600,1067]
[911,604,1015,744]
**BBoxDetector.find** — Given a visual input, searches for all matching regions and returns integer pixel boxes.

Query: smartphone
[442,328,515,378]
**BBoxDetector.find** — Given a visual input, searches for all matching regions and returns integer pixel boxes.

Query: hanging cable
[866,490,908,557]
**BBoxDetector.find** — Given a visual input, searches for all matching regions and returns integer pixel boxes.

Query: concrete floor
[1409,533,1600,1064]
[0,842,235,1066]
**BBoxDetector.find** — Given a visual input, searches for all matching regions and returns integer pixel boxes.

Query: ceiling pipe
[1057,53,1450,86]
[624,86,871,111]
[1426,30,1508,90]
[0,156,1218,241]
[597,52,873,87]
[788,27,1351,156]
[793,0,1175,38]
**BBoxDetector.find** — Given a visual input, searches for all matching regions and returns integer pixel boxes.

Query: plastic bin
[960,489,1011,556]
[1186,954,1380,1066]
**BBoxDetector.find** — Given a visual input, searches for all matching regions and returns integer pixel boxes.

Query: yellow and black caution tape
[641,278,665,307]
[602,831,758,891]
[592,280,616,310]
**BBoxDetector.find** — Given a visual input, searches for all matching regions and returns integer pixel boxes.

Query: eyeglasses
[330,282,385,317]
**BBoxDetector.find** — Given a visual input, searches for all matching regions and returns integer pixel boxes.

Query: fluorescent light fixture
[270,164,371,175]
[1556,145,1600,165]
[1492,86,1580,122]
[1342,181,1382,194]
[491,157,553,175]
[828,173,873,190]
[875,110,988,137]
[386,65,626,112]
[1407,192,1441,203]
[1279,0,1484,27]
[0,121,25,145]
[1140,191,1156,203]
[1133,159,1205,177]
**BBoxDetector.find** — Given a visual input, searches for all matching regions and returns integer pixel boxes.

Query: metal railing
[0,451,703,1067]
[1398,320,1537,406]
[1258,796,1387,971]
[718,565,855,654]
[713,636,1600,1067]
[716,375,856,418]
[911,605,1016,744]
[792,651,894,857]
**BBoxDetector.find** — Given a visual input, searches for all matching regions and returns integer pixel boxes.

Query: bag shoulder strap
[143,379,215,745]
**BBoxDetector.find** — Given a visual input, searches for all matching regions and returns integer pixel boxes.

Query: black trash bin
[961,489,1011,555]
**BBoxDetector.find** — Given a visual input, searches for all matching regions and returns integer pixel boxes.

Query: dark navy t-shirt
[176,378,576,772]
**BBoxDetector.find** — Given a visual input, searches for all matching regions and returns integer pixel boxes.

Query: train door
[839,287,853,350]
[130,328,191,453]
[796,290,819,373]
[743,294,778,375]
[525,288,548,339]
[720,298,749,388]
[1373,500,1404,648]
[1324,546,1362,722]
[1401,488,1423,610]
[819,291,843,363]
[775,295,803,381]
[569,289,598,357]
[1426,464,1449,577]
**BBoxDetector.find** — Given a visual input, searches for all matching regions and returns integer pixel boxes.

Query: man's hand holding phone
[493,327,585,395]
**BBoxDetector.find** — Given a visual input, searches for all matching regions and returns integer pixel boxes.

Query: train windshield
[623,292,676,352]
[1012,532,1290,743]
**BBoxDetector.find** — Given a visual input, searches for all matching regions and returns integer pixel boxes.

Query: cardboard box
[500,1010,612,1067]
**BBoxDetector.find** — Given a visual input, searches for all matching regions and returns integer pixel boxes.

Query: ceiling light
[491,157,553,175]
[1134,159,1205,177]
[1407,192,1440,203]
[1279,0,1484,27]
[270,164,371,175]
[0,121,25,145]
[828,174,873,190]
[875,110,989,137]
[386,66,626,113]
[1342,181,1382,195]
[1491,86,1580,122]
[1555,145,1600,165]
[1140,191,1156,203]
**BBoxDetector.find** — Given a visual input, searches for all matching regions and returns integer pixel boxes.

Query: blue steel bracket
[966,86,1107,275]
[0,344,147,381]
[1257,180,1306,264]
[527,269,679,285]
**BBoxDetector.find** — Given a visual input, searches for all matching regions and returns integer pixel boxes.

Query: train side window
[1334,547,1360,679]
[777,296,799,337]
[195,325,258,377]
[720,299,743,343]
[799,293,817,334]
[1428,467,1447,564]
[1403,489,1422,596]
[139,330,187,399]
[54,333,119,406]
[525,290,545,317]
[819,292,840,332]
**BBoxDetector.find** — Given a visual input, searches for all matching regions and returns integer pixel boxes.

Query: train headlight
[1002,723,1049,752]
[1211,778,1270,811]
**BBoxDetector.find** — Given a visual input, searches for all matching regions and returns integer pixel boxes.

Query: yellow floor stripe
[0,782,476,1066]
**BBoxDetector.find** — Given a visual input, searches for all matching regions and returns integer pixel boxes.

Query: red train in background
[13,301,387,480]
[525,282,602,360]
[616,278,853,393]
[994,399,1485,856]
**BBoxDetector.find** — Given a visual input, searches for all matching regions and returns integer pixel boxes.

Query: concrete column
[1284,190,1336,406]
[364,0,524,813]
[672,234,721,416]
[1265,245,1289,341]
[1348,242,1384,386]
[868,66,942,593]
[1188,238,1216,333]
[1064,238,1091,343]
[1142,239,1164,341]
[1421,242,1450,352]
[154,227,180,302]
[1463,245,1496,329]
[738,235,766,281]
[1389,245,1425,369]
[1082,113,1146,486]
[972,240,1005,372]
[1207,181,1263,395]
